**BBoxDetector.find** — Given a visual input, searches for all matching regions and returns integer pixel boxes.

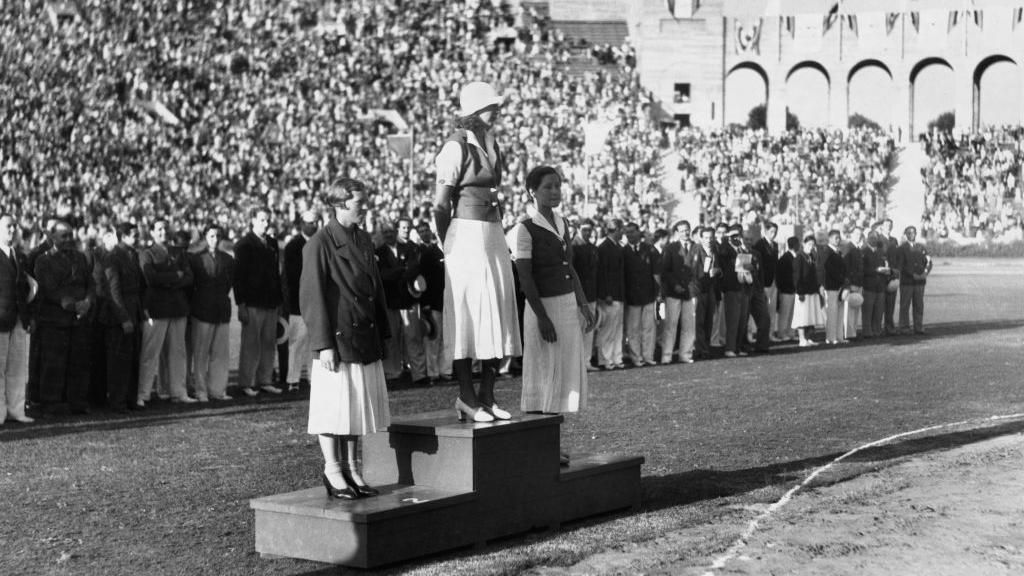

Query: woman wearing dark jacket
[299,178,391,500]
[792,234,825,347]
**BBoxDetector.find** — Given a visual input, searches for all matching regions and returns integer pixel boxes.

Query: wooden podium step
[251,412,643,568]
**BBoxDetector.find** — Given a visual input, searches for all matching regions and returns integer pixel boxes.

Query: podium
[250,412,643,568]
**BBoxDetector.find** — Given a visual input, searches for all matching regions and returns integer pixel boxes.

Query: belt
[454,186,500,222]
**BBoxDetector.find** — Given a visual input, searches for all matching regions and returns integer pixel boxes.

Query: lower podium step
[251,484,476,567]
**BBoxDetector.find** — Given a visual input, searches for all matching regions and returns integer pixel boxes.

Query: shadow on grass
[640,417,1024,512]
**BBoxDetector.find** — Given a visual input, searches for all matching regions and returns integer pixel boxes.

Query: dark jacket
[0,246,32,331]
[189,249,235,324]
[752,237,779,287]
[140,243,192,319]
[376,241,421,310]
[99,244,144,327]
[300,219,390,365]
[898,242,932,286]
[862,246,888,293]
[692,244,718,295]
[34,246,96,327]
[418,241,445,311]
[822,245,847,291]
[660,240,695,300]
[717,240,741,293]
[795,252,820,296]
[522,219,575,298]
[571,238,599,303]
[282,234,307,316]
[596,237,624,302]
[622,241,659,306]
[233,231,282,309]
[844,244,865,287]
[777,251,798,294]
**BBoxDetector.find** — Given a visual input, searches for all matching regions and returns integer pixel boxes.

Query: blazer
[861,246,888,293]
[622,241,659,306]
[571,239,599,303]
[189,249,236,324]
[418,242,445,311]
[99,244,144,327]
[300,219,390,365]
[822,246,847,291]
[234,231,282,309]
[898,242,932,286]
[660,240,695,300]
[282,234,307,316]
[595,237,624,302]
[717,241,741,293]
[691,245,718,295]
[34,246,96,327]
[795,252,820,296]
[776,251,797,294]
[752,237,779,287]
[0,246,31,331]
[844,245,865,287]
[140,243,192,319]
[376,241,421,310]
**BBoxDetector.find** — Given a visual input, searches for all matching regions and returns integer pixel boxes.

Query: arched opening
[847,60,894,129]
[725,62,769,128]
[974,55,1020,130]
[786,61,830,128]
[910,58,955,136]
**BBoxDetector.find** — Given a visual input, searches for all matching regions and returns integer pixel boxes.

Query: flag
[666,0,676,19]
[885,12,900,35]
[735,18,763,54]
[1014,7,1024,29]
[583,121,614,156]
[823,2,840,34]
[784,15,795,37]
[368,109,409,132]
[386,134,413,158]
[846,14,858,36]
[910,12,920,33]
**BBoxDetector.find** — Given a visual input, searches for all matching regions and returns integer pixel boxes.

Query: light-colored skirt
[521,293,587,414]
[307,359,391,436]
[792,293,826,328]
[443,218,522,363]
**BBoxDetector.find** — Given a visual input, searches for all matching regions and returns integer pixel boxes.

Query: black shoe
[322,474,359,500]
[412,377,433,387]
[342,469,379,497]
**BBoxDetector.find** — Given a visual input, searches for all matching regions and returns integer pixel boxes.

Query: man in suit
[0,214,34,424]
[415,220,448,382]
[188,224,235,402]
[843,227,866,340]
[659,220,696,364]
[137,220,195,406]
[595,219,625,370]
[622,221,660,367]
[692,226,719,359]
[753,221,780,341]
[282,211,319,392]
[823,229,848,345]
[880,219,901,335]
[720,224,752,358]
[377,217,427,385]
[34,220,95,415]
[776,236,800,341]
[234,207,284,396]
[98,223,143,412]
[898,226,932,335]
[572,220,600,370]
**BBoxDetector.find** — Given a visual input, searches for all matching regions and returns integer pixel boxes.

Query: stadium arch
[724,62,769,128]
[973,55,1020,130]
[847,59,894,129]
[786,61,831,128]
[910,57,955,137]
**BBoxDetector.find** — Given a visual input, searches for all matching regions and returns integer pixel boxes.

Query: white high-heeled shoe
[455,398,494,423]
[486,404,511,420]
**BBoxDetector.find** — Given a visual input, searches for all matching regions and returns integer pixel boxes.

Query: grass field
[1,257,1022,576]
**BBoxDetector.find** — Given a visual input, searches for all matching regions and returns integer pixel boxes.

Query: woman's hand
[579,304,596,333]
[538,314,557,343]
[319,348,337,372]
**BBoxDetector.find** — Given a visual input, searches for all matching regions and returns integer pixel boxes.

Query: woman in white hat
[433,81,521,423]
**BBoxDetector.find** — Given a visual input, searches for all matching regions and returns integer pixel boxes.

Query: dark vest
[523,219,574,298]
[446,130,504,221]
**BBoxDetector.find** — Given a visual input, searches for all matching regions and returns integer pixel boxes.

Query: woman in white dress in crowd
[300,178,391,499]
[433,81,521,423]
[793,234,826,346]
[514,166,596,465]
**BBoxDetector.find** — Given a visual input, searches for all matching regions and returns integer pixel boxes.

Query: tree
[786,109,801,131]
[928,111,955,133]
[747,104,767,130]
[849,113,881,131]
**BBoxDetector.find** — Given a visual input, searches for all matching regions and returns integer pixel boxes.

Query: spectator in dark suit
[898,226,932,335]
[880,219,901,334]
[415,220,448,382]
[753,222,780,340]
[234,207,284,396]
[720,224,752,358]
[25,218,58,412]
[622,221,660,366]
[861,231,890,338]
[282,211,319,392]
[0,214,34,424]
[98,223,143,413]
[843,227,866,340]
[34,220,95,415]
[595,219,625,369]
[376,217,426,385]
[137,220,195,406]
[775,236,799,341]
[572,220,599,369]
[188,224,235,402]
[692,226,720,359]
[659,219,696,364]
[823,229,848,345]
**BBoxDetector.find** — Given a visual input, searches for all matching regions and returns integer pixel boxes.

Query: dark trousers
[884,287,898,332]
[748,286,771,350]
[899,283,926,332]
[694,291,716,356]
[724,289,751,353]
[36,322,93,411]
[105,323,140,410]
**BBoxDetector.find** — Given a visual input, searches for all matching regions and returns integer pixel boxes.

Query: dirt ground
[532,429,1024,576]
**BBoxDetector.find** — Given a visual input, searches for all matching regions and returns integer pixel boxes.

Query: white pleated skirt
[307,359,391,436]
[521,293,587,414]
[443,218,522,363]
[792,293,827,328]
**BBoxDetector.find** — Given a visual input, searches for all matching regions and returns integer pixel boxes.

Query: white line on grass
[702,412,1024,576]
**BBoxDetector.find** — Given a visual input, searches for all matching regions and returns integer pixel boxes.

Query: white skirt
[443,218,522,363]
[521,293,587,414]
[307,359,391,436]
[792,293,826,328]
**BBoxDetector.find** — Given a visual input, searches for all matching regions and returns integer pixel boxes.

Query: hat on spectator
[407,274,427,298]
[726,224,743,237]
[459,81,503,117]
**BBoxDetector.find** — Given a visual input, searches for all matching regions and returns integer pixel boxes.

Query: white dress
[307,360,391,436]
[515,213,587,414]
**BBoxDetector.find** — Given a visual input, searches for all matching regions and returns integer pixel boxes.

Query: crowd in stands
[919,128,1024,242]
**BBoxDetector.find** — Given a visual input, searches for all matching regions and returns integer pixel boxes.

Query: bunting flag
[666,0,676,19]
[885,12,901,35]
[783,15,796,37]
[823,1,840,34]
[846,14,858,36]
[735,18,763,54]
[386,134,412,158]
[948,7,983,33]
[1014,7,1024,30]
[910,12,920,33]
